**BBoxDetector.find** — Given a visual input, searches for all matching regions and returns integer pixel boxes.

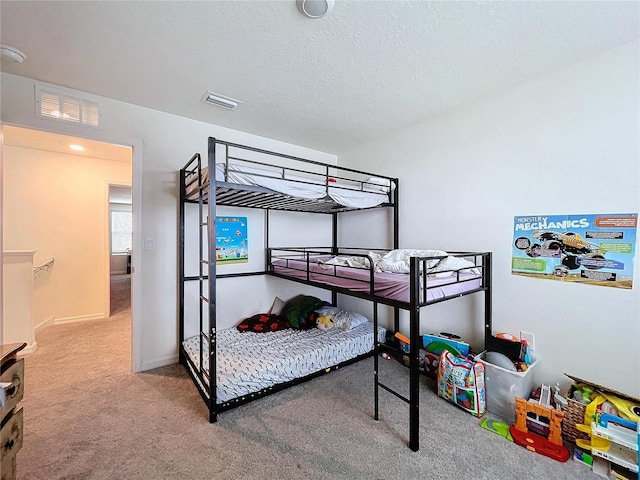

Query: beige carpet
[109,273,131,315]
[18,305,601,479]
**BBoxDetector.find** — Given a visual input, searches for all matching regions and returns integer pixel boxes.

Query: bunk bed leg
[484,252,493,348]
[208,137,218,426]
[373,302,379,421]
[409,305,420,452]
[209,406,217,423]
[409,258,420,452]
[179,166,186,355]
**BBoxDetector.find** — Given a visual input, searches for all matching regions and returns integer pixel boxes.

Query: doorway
[2,125,134,355]
[109,185,132,316]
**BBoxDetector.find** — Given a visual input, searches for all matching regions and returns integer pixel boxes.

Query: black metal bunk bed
[179,137,492,452]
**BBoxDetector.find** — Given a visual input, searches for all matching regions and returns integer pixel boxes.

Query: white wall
[2,250,35,349]
[338,41,640,396]
[3,146,131,328]
[1,73,336,371]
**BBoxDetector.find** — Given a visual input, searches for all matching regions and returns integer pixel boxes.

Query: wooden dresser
[0,343,25,480]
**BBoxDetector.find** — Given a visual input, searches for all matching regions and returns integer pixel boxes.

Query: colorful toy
[600,393,640,423]
[509,397,570,462]
[575,422,611,453]
[421,333,467,378]
[573,447,594,467]
[577,413,639,476]
[394,332,411,353]
[484,351,516,371]
[316,314,336,330]
[480,417,513,441]
[422,333,470,356]
[425,340,461,357]
[437,350,486,417]
[496,332,519,342]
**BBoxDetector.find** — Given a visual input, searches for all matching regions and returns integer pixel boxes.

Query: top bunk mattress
[183,321,386,404]
[184,163,394,210]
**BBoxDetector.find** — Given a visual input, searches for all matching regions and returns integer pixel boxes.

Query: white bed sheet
[185,164,391,209]
[183,322,386,403]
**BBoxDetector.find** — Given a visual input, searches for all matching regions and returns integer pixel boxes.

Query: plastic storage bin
[476,351,538,424]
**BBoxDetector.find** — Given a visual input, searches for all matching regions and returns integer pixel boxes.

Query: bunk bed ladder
[373,191,422,451]
[375,258,420,451]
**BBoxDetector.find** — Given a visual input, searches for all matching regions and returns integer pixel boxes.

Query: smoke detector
[1,44,27,63]
[296,0,334,19]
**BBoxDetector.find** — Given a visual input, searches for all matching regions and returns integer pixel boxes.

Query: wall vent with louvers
[36,87,100,127]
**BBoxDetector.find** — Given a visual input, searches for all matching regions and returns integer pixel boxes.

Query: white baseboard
[34,316,55,336]
[18,341,38,356]
[54,313,105,325]
[140,353,179,372]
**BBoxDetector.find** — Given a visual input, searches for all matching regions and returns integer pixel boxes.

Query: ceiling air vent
[36,87,100,127]
[201,90,242,111]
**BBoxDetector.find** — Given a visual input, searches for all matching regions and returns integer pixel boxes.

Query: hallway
[110,273,131,315]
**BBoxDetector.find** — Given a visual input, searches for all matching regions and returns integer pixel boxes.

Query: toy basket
[561,374,640,445]
[561,382,589,444]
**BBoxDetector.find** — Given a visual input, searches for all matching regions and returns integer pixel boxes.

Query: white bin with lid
[476,351,538,424]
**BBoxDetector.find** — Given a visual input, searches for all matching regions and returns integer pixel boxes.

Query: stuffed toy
[316,314,336,331]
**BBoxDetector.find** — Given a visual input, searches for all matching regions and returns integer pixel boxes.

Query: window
[111,210,132,254]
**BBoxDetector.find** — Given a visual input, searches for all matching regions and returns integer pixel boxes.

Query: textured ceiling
[1,1,638,154]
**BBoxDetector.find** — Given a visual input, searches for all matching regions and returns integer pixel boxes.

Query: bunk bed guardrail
[268,247,489,307]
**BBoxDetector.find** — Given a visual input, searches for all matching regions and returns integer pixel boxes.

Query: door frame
[2,123,143,372]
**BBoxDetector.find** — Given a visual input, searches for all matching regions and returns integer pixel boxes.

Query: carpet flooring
[17,302,604,479]
[109,273,131,315]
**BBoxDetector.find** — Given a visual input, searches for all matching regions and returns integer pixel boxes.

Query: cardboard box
[476,351,538,424]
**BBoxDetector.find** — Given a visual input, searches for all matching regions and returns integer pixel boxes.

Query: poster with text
[512,213,637,289]
[215,216,248,264]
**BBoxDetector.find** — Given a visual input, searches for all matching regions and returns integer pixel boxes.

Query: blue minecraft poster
[215,216,248,264]
[512,213,637,289]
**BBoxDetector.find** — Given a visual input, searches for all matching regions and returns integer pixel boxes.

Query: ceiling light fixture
[201,91,242,111]
[69,144,85,151]
[296,0,334,19]
[0,44,27,63]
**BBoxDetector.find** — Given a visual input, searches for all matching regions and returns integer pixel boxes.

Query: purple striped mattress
[271,256,482,304]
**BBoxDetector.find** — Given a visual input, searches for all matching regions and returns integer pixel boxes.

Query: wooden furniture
[0,343,26,480]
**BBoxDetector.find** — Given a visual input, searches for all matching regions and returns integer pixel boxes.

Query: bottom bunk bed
[181,316,386,411]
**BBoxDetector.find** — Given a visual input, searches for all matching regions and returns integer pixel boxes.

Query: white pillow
[380,249,448,273]
[314,307,369,331]
[332,310,369,331]
[429,256,480,276]
[315,306,339,316]
[269,296,286,316]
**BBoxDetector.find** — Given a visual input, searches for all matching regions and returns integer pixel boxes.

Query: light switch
[144,237,155,251]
